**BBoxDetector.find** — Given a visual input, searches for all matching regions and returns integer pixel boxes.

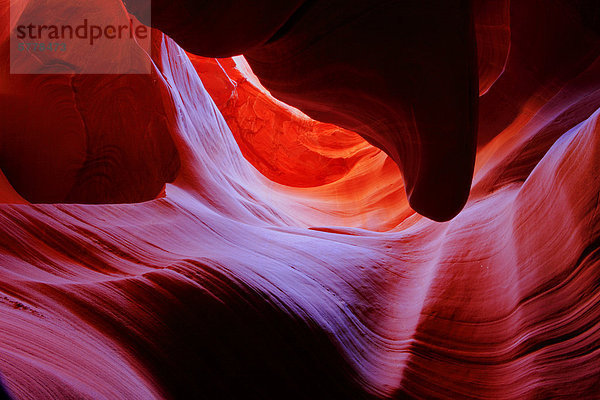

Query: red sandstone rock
[0,1,599,399]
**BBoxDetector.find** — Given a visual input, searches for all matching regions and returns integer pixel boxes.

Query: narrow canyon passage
[0,1,599,399]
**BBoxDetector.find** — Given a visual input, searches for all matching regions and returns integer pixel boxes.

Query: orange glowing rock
[0,1,599,399]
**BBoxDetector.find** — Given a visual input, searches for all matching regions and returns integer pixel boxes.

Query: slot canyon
[0,0,599,398]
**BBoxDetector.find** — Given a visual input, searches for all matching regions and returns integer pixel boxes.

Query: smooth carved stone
[1,1,599,399]
[244,1,478,222]
[0,3,180,204]
[127,0,479,221]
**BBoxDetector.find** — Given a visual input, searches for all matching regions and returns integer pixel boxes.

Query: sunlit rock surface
[0,0,599,399]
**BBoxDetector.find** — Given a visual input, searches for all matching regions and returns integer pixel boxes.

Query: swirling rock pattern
[0,1,180,204]
[0,0,599,399]
[131,0,479,221]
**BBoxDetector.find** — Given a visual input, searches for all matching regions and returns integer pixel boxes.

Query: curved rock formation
[130,0,479,221]
[0,1,180,204]
[0,0,599,399]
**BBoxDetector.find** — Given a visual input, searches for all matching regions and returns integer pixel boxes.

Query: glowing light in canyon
[0,0,599,398]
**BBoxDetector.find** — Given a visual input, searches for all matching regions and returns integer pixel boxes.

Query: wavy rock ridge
[0,0,599,399]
